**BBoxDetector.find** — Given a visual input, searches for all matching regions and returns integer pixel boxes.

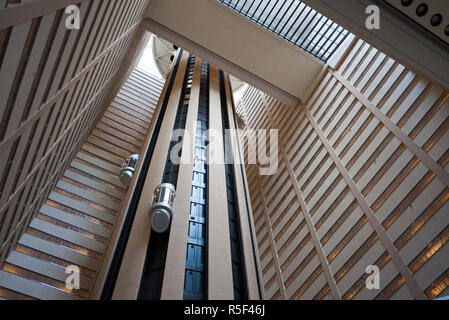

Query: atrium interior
[0,0,448,300]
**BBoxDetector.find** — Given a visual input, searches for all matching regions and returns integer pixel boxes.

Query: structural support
[90,29,163,300]
[331,69,449,188]
[301,0,449,90]
[143,0,331,106]
[112,51,189,300]
[0,0,87,30]
[303,103,428,300]
[207,65,234,300]
[261,93,341,300]
[143,18,300,107]
[160,57,201,300]
[254,171,287,300]
[0,20,143,153]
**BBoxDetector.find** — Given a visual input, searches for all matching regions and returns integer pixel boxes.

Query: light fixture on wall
[150,183,176,233]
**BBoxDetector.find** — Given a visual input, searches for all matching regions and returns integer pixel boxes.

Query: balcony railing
[216,0,350,62]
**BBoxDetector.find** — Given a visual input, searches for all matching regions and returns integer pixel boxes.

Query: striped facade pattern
[0,0,151,269]
[237,38,449,300]
[0,68,164,300]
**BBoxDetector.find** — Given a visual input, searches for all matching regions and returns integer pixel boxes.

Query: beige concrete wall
[237,38,449,300]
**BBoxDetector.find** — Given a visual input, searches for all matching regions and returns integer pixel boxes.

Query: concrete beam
[144,0,326,106]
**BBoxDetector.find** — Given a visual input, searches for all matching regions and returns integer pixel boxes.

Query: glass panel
[216,0,350,62]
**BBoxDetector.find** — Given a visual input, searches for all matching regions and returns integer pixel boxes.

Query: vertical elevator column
[112,50,190,300]
[182,61,210,300]
[207,65,235,299]
[160,56,204,299]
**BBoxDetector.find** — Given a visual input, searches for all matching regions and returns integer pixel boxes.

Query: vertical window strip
[183,60,209,300]
[219,70,248,300]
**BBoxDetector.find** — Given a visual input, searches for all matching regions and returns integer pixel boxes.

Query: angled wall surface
[0,65,164,300]
[112,51,262,301]
[0,0,151,271]
[237,37,449,300]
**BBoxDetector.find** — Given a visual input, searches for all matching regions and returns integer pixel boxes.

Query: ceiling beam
[143,17,300,107]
